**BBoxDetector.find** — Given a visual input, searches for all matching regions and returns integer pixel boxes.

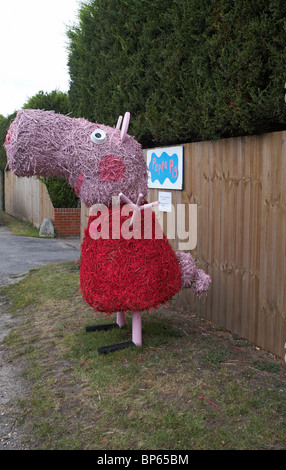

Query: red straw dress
[80,204,182,314]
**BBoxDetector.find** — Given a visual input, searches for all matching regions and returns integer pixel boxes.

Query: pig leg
[97,312,142,354]
[86,310,132,354]
[132,312,142,346]
[117,311,125,328]
[85,312,125,332]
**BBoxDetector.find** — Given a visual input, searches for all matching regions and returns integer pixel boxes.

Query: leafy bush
[22,90,72,116]
[42,177,79,208]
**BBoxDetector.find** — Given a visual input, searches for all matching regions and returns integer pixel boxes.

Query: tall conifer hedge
[68,0,286,147]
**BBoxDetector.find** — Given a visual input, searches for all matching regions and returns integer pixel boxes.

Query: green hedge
[67,0,286,147]
[42,177,79,209]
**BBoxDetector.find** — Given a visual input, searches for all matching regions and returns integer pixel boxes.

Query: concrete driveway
[0,225,81,286]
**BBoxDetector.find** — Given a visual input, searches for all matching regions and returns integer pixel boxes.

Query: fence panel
[4,171,54,227]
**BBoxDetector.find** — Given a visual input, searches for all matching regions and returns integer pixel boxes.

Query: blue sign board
[147,146,183,190]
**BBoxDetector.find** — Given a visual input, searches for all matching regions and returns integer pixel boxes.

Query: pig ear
[116,115,122,129]
[120,112,130,142]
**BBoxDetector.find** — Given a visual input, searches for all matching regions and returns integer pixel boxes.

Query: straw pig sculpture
[5,109,211,354]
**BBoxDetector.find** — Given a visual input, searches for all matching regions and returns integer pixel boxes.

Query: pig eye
[91,129,107,144]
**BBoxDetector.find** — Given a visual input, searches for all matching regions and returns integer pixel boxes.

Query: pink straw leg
[132,312,142,346]
[116,311,125,328]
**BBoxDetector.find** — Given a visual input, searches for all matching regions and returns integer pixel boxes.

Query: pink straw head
[5,109,148,208]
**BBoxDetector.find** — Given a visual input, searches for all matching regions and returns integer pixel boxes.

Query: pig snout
[98,155,125,183]
[5,130,12,146]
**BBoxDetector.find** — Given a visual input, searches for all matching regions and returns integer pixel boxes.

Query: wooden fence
[4,171,54,227]
[81,130,285,359]
[151,131,286,359]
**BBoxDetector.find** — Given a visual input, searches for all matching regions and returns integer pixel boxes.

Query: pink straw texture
[5,109,148,208]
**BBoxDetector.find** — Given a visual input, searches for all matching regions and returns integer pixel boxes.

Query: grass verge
[1,261,286,450]
[0,210,41,237]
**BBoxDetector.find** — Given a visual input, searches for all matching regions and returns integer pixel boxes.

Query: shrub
[42,177,79,208]
[67,0,286,147]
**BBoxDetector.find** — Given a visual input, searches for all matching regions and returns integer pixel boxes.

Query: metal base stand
[86,311,142,354]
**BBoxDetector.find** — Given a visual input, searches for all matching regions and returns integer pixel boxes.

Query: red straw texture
[80,204,182,314]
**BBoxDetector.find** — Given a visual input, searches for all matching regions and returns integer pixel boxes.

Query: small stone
[39,218,55,238]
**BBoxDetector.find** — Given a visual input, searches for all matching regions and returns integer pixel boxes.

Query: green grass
[1,261,286,450]
[0,210,41,237]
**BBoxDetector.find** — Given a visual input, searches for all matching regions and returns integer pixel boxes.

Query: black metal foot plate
[98,341,134,355]
[86,323,119,332]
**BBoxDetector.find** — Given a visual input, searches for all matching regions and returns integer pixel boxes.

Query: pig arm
[176,251,211,297]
